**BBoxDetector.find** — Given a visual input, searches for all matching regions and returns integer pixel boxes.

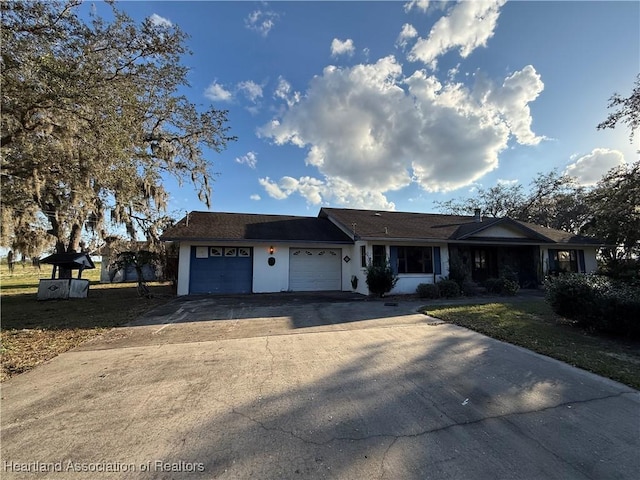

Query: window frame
[396,246,433,274]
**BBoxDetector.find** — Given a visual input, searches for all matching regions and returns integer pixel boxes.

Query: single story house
[160,207,604,296]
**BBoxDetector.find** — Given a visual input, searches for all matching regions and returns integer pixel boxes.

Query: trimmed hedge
[544,274,640,338]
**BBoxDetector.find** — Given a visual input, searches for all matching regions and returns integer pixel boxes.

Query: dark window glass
[372,245,386,266]
[397,247,433,274]
[360,245,367,268]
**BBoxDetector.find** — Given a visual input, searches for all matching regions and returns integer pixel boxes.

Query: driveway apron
[1,294,638,479]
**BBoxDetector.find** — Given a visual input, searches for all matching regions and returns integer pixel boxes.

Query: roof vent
[374,212,382,217]
[474,208,482,223]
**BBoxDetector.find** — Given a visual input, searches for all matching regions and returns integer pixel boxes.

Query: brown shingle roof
[160,211,353,243]
[160,208,603,247]
[320,207,479,241]
[320,208,604,245]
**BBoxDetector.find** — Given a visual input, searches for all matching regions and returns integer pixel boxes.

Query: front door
[471,248,498,283]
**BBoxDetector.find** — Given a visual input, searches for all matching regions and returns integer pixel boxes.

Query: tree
[597,74,640,143]
[582,161,640,263]
[435,171,589,233]
[1,1,236,255]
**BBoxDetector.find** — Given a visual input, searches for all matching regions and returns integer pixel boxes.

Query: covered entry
[189,246,253,294]
[452,245,540,287]
[289,248,342,291]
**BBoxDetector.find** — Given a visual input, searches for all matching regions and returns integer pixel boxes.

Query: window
[372,245,386,266]
[551,249,578,273]
[474,250,487,269]
[360,245,367,268]
[397,246,433,274]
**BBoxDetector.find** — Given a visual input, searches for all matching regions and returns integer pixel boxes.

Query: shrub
[416,283,440,299]
[448,252,470,290]
[545,274,640,338]
[365,261,398,298]
[501,279,520,296]
[437,279,460,298]
[485,276,520,296]
[484,277,503,294]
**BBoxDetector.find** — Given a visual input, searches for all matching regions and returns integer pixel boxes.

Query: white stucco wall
[350,242,450,296]
[475,224,528,238]
[176,241,355,295]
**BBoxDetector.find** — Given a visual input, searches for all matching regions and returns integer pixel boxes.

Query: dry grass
[1,263,173,381]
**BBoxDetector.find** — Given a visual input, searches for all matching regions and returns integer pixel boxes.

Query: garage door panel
[189,247,252,294]
[289,248,341,291]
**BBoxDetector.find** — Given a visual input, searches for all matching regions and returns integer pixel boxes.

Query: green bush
[484,276,519,296]
[448,252,470,291]
[416,283,440,299]
[502,279,520,296]
[437,279,460,298]
[484,277,503,294]
[545,274,640,338]
[365,261,398,298]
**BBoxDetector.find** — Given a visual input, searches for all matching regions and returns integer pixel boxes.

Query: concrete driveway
[1,293,638,479]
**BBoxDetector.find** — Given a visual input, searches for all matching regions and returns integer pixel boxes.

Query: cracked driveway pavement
[1,293,639,479]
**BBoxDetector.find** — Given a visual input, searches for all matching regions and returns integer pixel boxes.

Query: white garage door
[289,248,342,291]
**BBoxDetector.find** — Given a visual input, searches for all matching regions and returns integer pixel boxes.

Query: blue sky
[106,0,639,218]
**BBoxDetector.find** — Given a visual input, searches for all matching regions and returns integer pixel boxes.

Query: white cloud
[238,81,263,103]
[497,178,519,186]
[396,23,418,50]
[274,77,301,107]
[404,0,430,13]
[408,0,506,68]
[235,151,258,169]
[486,65,546,145]
[245,9,279,37]
[258,56,545,208]
[565,148,626,185]
[149,13,172,27]
[204,82,233,102]
[331,38,355,57]
[258,177,288,200]
[250,194,261,201]
[259,175,395,210]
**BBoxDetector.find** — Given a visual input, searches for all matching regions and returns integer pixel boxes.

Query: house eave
[159,237,353,245]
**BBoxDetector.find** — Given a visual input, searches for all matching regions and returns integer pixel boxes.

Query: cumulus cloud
[149,13,172,27]
[331,38,355,57]
[245,8,279,37]
[258,55,545,208]
[250,194,261,201]
[259,176,395,210]
[408,0,506,68]
[238,81,263,103]
[274,77,301,107]
[404,0,430,13]
[486,65,546,145]
[396,23,418,50]
[204,82,233,102]
[565,148,626,185]
[235,151,258,169]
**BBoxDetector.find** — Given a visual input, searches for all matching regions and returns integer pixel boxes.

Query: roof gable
[451,217,553,242]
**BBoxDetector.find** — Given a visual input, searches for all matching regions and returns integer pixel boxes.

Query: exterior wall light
[269,246,275,255]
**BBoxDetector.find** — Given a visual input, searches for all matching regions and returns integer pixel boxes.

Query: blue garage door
[189,246,253,294]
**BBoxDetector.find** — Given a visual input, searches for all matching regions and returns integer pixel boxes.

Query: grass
[0,263,173,381]
[424,300,640,390]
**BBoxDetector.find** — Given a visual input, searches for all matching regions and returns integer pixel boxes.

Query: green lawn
[424,300,640,390]
[0,263,173,381]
